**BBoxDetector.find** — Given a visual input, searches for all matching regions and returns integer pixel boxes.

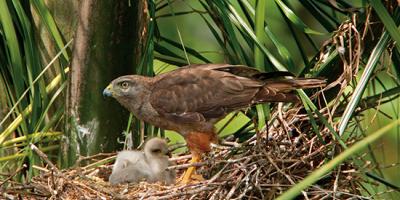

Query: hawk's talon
[178,154,203,184]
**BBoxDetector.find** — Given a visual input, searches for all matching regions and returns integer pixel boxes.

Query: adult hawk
[103,64,325,183]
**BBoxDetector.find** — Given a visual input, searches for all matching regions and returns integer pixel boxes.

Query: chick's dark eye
[121,81,129,89]
[151,149,162,154]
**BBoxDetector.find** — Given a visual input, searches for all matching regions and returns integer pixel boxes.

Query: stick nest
[2,128,368,200]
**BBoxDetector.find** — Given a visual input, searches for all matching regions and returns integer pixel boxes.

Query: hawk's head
[103,75,151,111]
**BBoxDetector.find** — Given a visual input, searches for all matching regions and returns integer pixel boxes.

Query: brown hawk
[103,64,325,183]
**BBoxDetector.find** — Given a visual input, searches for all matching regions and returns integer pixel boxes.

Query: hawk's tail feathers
[264,78,326,91]
[252,78,326,103]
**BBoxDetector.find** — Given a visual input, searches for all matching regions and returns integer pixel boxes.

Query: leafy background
[0,0,399,198]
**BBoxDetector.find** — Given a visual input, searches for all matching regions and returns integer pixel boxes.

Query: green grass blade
[234,0,296,71]
[299,0,337,32]
[254,0,268,128]
[33,82,66,133]
[0,1,25,102]
[160,36,211,63]
[42,106,64,132]
[166,0,190,64]
[0,67,69,145]
[0,145,59,163]
[227,2,287,71]
[361,86,400,107]
[277,118,400,200]
[299,90,347,148]
[237,0,254,29]
[0,131,62,148]
[338,31,390,137]
[370,0,400,51]
[12,0,45,132]
[275,0,325,35]
[154,53,188,66]
[199,13,237,62]
[153,59,178,74]
[299,93,325,144]
[154,43,185,61]
[211,1,248,63]
[264,25,296,71]
[31,0,69,61]
[307,50,338,77]
[0,39,72,127]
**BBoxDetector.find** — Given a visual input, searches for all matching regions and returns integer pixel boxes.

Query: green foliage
[0,0,69,179]
[1,0,400,198]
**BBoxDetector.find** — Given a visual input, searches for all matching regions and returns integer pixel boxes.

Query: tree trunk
[63,0,148,167]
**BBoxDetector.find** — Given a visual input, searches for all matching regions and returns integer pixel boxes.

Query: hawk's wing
[149,64,264,123]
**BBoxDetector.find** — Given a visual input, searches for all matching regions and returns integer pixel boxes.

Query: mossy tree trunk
[63,0,148,167]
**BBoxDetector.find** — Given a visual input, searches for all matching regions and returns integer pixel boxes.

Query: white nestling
[109,137,176,185]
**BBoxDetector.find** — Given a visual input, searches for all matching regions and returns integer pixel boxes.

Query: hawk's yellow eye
[121,82,129,89]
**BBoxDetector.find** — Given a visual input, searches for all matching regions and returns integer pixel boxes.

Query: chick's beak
[103,84,113,97]
[167,149,172,157]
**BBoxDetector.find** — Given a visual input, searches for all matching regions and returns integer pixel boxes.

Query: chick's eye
[121,81,129,89]
[151,149,161,154]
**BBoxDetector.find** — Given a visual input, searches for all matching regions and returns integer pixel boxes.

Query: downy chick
[109,137,175,185]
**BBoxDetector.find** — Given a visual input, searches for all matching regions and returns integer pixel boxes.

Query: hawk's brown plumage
[103,64,325,183]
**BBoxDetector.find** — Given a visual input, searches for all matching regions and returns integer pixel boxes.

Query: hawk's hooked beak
[103,84,113,97]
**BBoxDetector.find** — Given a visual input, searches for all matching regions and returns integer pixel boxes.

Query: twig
[333,166,341,200]
[225,172,244,199]
[168,161,207,170]
[169,154,192,162]
[264,152,310,200]
[157,186,213,200]
[169,143,187,152]
[0,164,27,187]
[211,143,234,150]
[30,143,60,174]
[220,140,242,148]
[82,155,116,170]
[77,153,116,163]
[141,183,204,198]
[32,165,50,173]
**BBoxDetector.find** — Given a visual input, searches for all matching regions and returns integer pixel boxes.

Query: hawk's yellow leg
[179,154,204,184]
